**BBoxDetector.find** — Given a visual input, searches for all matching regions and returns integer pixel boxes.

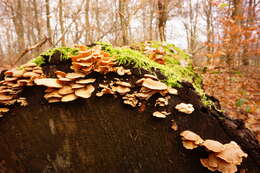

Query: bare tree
[157,0,169,41]
[119,0,129,45]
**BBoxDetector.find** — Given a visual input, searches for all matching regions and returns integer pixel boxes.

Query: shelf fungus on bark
[152,111,171,118]
[175,103,194,114]
[122,94,138,107]
[180,130,204,149]
[180,130,248,173]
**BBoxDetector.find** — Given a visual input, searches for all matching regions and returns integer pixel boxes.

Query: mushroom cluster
[144,45,166,64]
[0,62,44,116]
[175,103,194,114]
[71,45,116,75]
[180,130,248,173]
[34,71,95,103]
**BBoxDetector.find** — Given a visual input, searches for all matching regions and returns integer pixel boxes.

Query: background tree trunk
[119,0,129,45]
[157,0,168,41]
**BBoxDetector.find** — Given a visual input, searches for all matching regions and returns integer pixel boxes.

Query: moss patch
[31,47,79,66]
[96,42,210,105]
[27,42,212,106]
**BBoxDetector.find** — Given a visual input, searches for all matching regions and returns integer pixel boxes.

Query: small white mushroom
[175,103,194,114]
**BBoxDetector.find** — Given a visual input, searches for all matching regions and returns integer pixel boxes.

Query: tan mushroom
[23,72,40,78]
[182,140,199,150]
[144,74,158,80]
[48,98,61,103]
[76,78,96,84]
[216,141,248,165]
[115,81,131,88]
[0,94,13,101]
[16,97,28,106]
[44,91,63,99]
[175,103,194,114]
[142,78,167,90]
[112,86,130,95]
[55,71,66,78]
[58,86,74,95]
[71,83,85,89]
[202,139,225,153]
[152,111,166,118]
[34,78,63,88]
[180,130,204,145]
[200,153,219,172]
[61,93,78,102]
[65,72,85,79]
[122,94,138,107]
[167,87,178,95]
[75,85,95,98]
[155,97,168,107]
[0,107,9,113]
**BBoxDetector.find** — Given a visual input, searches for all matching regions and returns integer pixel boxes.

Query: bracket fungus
[175,103,194,114]
[180,130,248,173]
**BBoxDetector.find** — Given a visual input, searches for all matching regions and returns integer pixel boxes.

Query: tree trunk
[119,0,129,45]
[59,0,65,46]
[157,0,168,41]
[85,0,90,44]
[33,0,41,39]
[45,0,52,42]
[11,0,25,51]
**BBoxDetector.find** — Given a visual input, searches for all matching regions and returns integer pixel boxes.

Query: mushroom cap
[0,107,9,113]
[58,86,74,95]
[34,78,63,88]
[23,72,40,78]
[61,93,78,102]
[216,141,247,164]
[202,139,225,153]
[44,91,63,99]
[32,69,44,74]
[65,72,85,79]
[142,78,167,90]
[217,158,238,173]
[71,83,85,89]
[175,103,194,114]
[55,71,66,77]
[200,153,219,171]
[112,86,130,95]
[136,78,145,85]
[180,130,204,144]
[168,87,178,95]
[0,94,13,101]
[116,66,126,76]
[76,78,96,84]
[144,74,158,80]
[115,81,131,87]
[57,77,72,82]
[75,85,95,98]
[152,111,166,118]
[48,98,61,103]
[182,140,199,149]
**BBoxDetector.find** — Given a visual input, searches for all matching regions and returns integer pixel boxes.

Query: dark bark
[0,58,259,173]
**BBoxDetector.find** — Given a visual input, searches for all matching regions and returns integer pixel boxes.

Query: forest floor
[198,65,260,142]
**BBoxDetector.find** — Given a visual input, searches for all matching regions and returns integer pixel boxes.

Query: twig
[12,36,49,66]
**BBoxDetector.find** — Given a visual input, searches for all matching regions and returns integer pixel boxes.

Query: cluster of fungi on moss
[180,130,248,173]
[0,44,249,173]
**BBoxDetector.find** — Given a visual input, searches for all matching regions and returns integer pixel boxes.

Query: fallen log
[0,43,259,173]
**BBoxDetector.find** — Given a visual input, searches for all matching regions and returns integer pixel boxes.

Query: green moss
[31,47,79,66]
[26,42,213,106]
[95,42,212,106]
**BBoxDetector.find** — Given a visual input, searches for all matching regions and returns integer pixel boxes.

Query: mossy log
[0,63,259,173]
